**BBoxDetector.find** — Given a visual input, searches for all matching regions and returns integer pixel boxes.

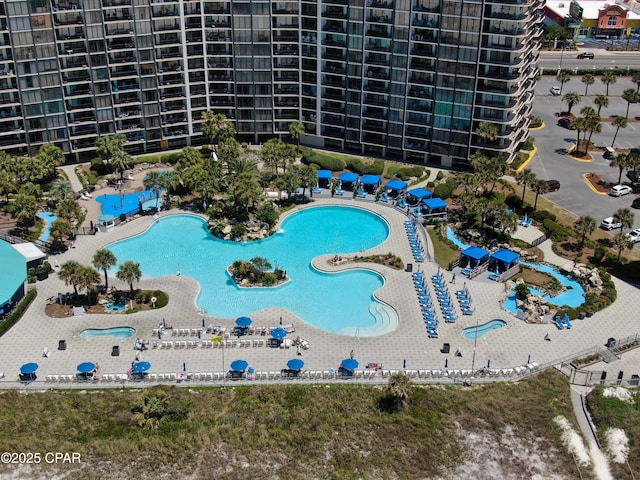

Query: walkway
[59,164,85,194]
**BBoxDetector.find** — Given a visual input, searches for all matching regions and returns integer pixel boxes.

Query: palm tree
[571,116,586,154]
[229,173,262,216]
[633,71,640,92]
[58,260,82,296]
[48,218,71,244]
[95,134,126,162]
[201,111,236,151]
[581,73,595,95]
[531,179,549,210]
[516,169,536,206]
[288,120,305,154]
[57,198,80,222]
[116,260,142,294]
[611,116,628,148]
[298,165,318,197]
[557,69,571,94]
[143,170,164,209]
[385,372,413,412]
[261,138,285,175]
[594,95,609,115]
[92,248,117,290]
[601,71,616,96]
[10,193,37,232]
[612,232,632,265]
[77,265,101,297]
[622,88,640,119]
[574,216,596,250]
[475,122,499,155]
[37,143,66,179]
[584,116,602,153]
[613,208,634,232]
[610,153,630,185]
[217,137,240,176]
[495,209,519,236]
[111,149,132,182]
[15,156,45,183]
[0,169,16,202]
[47,178,74,206]
[563,92,581,115]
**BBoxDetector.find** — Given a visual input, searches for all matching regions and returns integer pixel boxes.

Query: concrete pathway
[59,164,86,193]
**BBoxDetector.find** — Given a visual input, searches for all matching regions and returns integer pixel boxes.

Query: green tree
[612,232,632,265]
[288,120,305,153]
[563,91,581,115]
[255,202,279,228]
[556,69,571,94]
[609,153,630,185]
[594,95,609,115]
[622,88,640,119]
[58,260,82,296]
[385,372,413,413]
[92,248,117,290]
[116,260,142,294]
[36,143,65,179]
[77,265,101,297]
[516,169,536,206]
[298,165,318,197]
[475,122,499,155]
[143,170,164,210]
[274,170,300,200]
[15,156,45,183]
[584,115,601,153]
[9,193,37,232]
[111,149,132,182]
[613,208,634,232]
[633,71,640,92]
[574,216,596,250]
[601,71,616,96]
[0,169,16,201]
[581,73,595,96]
[57,198,80,222]
[250,257,272,273]
[19,182,42,201]
[571,116,586,153]
[261,138,285,175]
[47,178,75,206]
[611,116,628,148]
[201,111,236,151]
[531,179,549,210]
[228,173,262,217]
[95,134,126,162]
[48,218,71,243]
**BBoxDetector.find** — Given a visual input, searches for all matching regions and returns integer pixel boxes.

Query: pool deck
[1,193,639,388]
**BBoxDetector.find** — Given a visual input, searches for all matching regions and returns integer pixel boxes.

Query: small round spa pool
[462,319,507,340]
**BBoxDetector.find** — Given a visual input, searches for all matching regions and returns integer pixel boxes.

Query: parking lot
[527,76,640,238]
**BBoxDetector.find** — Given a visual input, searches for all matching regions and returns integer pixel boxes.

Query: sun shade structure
[461,246,489,268]
[271,327,287,339]
[317,170,333,188]
[338,172,359,190]
[235,316,252,327]
[20,363,38,375]
[385,179,408,192]
[359,175,380,193]
[77,362,96,373]
[341,358,359,371]
[490,249,520,272]
[132,361,151,373]
[287,359,304,371]
[230,360,248,372]
[422,197,447,212]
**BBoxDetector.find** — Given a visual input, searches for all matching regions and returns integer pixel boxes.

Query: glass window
[607,16,617,26]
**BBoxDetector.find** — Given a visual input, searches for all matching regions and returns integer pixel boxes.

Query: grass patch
[426,227,460,269]
[513,266,556,289]
[0,370,582,479]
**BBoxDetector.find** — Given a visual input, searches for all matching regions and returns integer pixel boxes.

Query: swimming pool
[446,226,467,250]
[105,301,126,312]
[80,326,136,339]
[108,207,397,336]
[37,212,58,243]
[96,189,161,217]
[463,319,507,340]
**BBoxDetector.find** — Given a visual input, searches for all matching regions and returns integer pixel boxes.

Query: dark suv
[577,52,595,59]
[557,118,574,129]
[546,180,560,192]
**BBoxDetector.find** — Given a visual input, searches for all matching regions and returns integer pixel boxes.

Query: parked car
[630,147,640,155]
[557,117,574,129]
[625,228,640,243]
[601,217,622,230]
[603,147,616,159]
[577,52,595,59]
[609,185,633,197]
[632,197,640,209]
[546,179,561,192]
[550,86,561,96]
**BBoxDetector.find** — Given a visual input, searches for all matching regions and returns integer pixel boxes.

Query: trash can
[111,345,120,357]
[119,213,127,222]
[441,343,450,354]
[406,263,413,273]
[37,270,49,281]
[629,375,639,386]
[605,337,617,349]
[58,339,67,350]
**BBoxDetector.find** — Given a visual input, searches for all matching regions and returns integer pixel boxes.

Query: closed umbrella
[287,358,304,371]
[230,359,248,372]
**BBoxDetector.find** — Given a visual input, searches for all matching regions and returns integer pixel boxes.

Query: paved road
[539,49,640,71]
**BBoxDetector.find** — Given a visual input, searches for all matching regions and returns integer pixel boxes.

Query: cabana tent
[359,175,380,194]
[422,197,447,217]
[338,172,359,191]
[460,246,489,269]
[384,179,408,198]
[489,249,520,273]
[405,187,432,205]
[317,170,333,189]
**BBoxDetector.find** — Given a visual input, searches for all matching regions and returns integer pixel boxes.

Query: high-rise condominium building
[0,0,542,167]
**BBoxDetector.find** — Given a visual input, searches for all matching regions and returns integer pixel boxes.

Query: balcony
[113,81,139,92]
[151,7,179,17]
[102,0,131,6]
[114,93,140,104]
[66,100,94,111]
[54,13,83,26]
[155,22,180,32]
[104,10,132,22]
[111,68,137,77]
[413,1,439,12]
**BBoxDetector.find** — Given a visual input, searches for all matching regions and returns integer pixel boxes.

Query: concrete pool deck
[0,194,638,388]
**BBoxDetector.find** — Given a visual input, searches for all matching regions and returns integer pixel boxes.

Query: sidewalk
[59,164,86,193]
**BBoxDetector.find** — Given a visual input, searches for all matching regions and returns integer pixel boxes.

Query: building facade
[545,1,640,40]
[0,0,542,168]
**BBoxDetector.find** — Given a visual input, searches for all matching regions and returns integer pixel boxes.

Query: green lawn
[426,227,460,269]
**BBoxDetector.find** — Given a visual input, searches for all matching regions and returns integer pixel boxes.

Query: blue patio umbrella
[271,327,287,339]
[20,363,38,375]
[341,358,359,371]
[230,359,248,372]
[132,361,151,373]
[287,358,304,371]
[77,362,96,374]
[235,316,252,328]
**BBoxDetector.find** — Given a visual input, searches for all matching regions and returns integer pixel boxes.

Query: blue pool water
[105,301,126,312]
[463,319,507,340]
[37,212,58,243]
[446,226,467,250]
[108,207,397,336]
[503,262,586,314]
[80,326,136,339]
[97,189,161,217]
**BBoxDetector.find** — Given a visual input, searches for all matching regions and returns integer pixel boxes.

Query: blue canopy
[235,316,252,327]
[20,363,38,374]
[423,197,447,211]
[406,188,432,200]
[230,359,248,371]
[360,175,380,186]
[341,358,359,371]
[317,170,333,180]
[287,358,304,370]
[491,249,520,266]
[338,172,359,184]
[271,327,287,339]
[385,179,408,191]
[462,246,489,262]
[132,361,151,373]
[77,362,96,373]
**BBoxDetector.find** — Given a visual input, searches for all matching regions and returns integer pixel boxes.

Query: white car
[601,217,622,230]
[609,185,633,197]
[626,228,640,243]
[550,86,561,96]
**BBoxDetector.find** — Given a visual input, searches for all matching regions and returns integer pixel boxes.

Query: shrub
[541,219,569,241]
[505,194,521,209]
[514,283,530,299]
[0,289,36,337]
[90,158,112,176]
[256,202,279,228]
[346,158,385,175]
[300,147,346,171]
[230,223,247,239]
[432,177,457,200]
[532,210,556,222]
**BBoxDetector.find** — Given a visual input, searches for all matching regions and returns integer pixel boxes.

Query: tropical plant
[571,116,586,153]
[622,88,640,119]
[574,216,596,250]
[612,232,632,264]
[581,73,595,95]
[610,116,628,148]
[475,122,499,155]
[57,198,80,222]
[298,165,318,197]
[48,218,72,243]
[58,260,82,296]
[613,208,634,232]
[111,149,132,182]
[116,260,142,293]
[531,179,549,210]
[250,257,272,273]
[36,143,65,179]
[633,70,640,92]
[217,138,240,176]
[0,169,16,201]
[19,182,42,201]
[143,171,164,210]
[609,153,630,185]
[385,372,413,413]
[516,169,536,206]
[95,134,126,162]
[77,265,101,297]
[288,120,305,153]
[201,111,236,151]
[594,95,609,115]
[261,138,286,175]
[228,173,262,217]
[9,193,37,232]
[563,92,581,115]
[601,71,616,96]
[47,178,75,206]
[15,156,45,183]
[556,70,571,94]
[584,115,602,152]
[92,248,117,290]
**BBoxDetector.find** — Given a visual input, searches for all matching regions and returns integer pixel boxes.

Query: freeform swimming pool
[462,319,507,340]
[108,206,398,336]
[80,327,136,339]
[37,212,58,243]
[96,189,161,217]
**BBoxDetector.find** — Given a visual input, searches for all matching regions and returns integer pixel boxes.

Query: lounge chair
[357,189,367,198]
[555,316,565,330]
[563,314,573,329]
[335,188,345,195]
[524,218,533,227]
[312,186,322,194]
[379,193,389,202]
[519,216,527,225]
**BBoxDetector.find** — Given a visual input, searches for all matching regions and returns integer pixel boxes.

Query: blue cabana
[360,175,381,193]
[460,246,489,268]
[338,172,359,191]
[490,249,520,273]
[317,170,333,188]
[406,187,432,205]
[422,197,447,213]
[385,179,408,198]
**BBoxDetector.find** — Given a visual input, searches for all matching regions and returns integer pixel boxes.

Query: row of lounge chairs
[153,338,291,349]
[432,270,457,323]
[455,286,474,315]
[519,216,533,228]
[406,218,425,262]
[413,271,439,338]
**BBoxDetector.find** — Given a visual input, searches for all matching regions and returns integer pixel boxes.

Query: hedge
[541,219,569,241]
[0,289,36,337]
[432,177,458,200]
[300,147,346,171]
[345,158,385,175]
